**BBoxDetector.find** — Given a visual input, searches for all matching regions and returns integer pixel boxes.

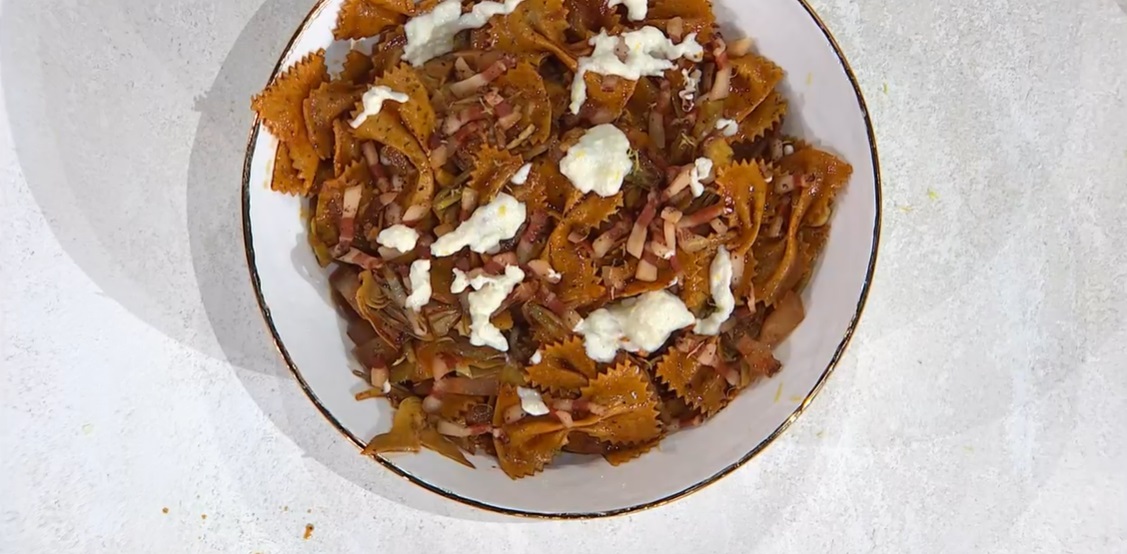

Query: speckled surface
[2,0,1126,552]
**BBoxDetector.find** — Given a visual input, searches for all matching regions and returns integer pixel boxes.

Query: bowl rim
[240,0,883,520]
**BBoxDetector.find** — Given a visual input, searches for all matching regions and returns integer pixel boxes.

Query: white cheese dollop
[350,85,409,128]
[450,265,525,352]
[559,124,633,197]
[679,68,701,105]
[431,192,527,256]
[450,268,470,293]
[516,386,550,416]
[688,157,714,198]
[511,162,533,185]
[573,290,695,362]
[570,26,704,114]
[694,246,736,335]
[405,259,432,312]
[607,0,647,20]
[529,350,543,364]
[404,0,525,66]
[376,224,419,253]
[716,118,739,137]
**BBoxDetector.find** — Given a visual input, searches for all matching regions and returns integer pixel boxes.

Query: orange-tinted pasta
[253,0,851,478]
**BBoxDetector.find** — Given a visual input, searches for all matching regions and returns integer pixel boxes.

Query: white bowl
[242,0,881,518]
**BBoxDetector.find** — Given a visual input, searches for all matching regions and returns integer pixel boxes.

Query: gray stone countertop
[1,0,1125,551]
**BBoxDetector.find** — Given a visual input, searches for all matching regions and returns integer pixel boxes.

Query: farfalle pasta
[253,0,851,479]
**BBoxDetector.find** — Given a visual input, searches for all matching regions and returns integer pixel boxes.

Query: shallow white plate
[242,0,881,518]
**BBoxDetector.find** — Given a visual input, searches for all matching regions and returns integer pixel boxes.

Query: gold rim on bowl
[240,0,883,519]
